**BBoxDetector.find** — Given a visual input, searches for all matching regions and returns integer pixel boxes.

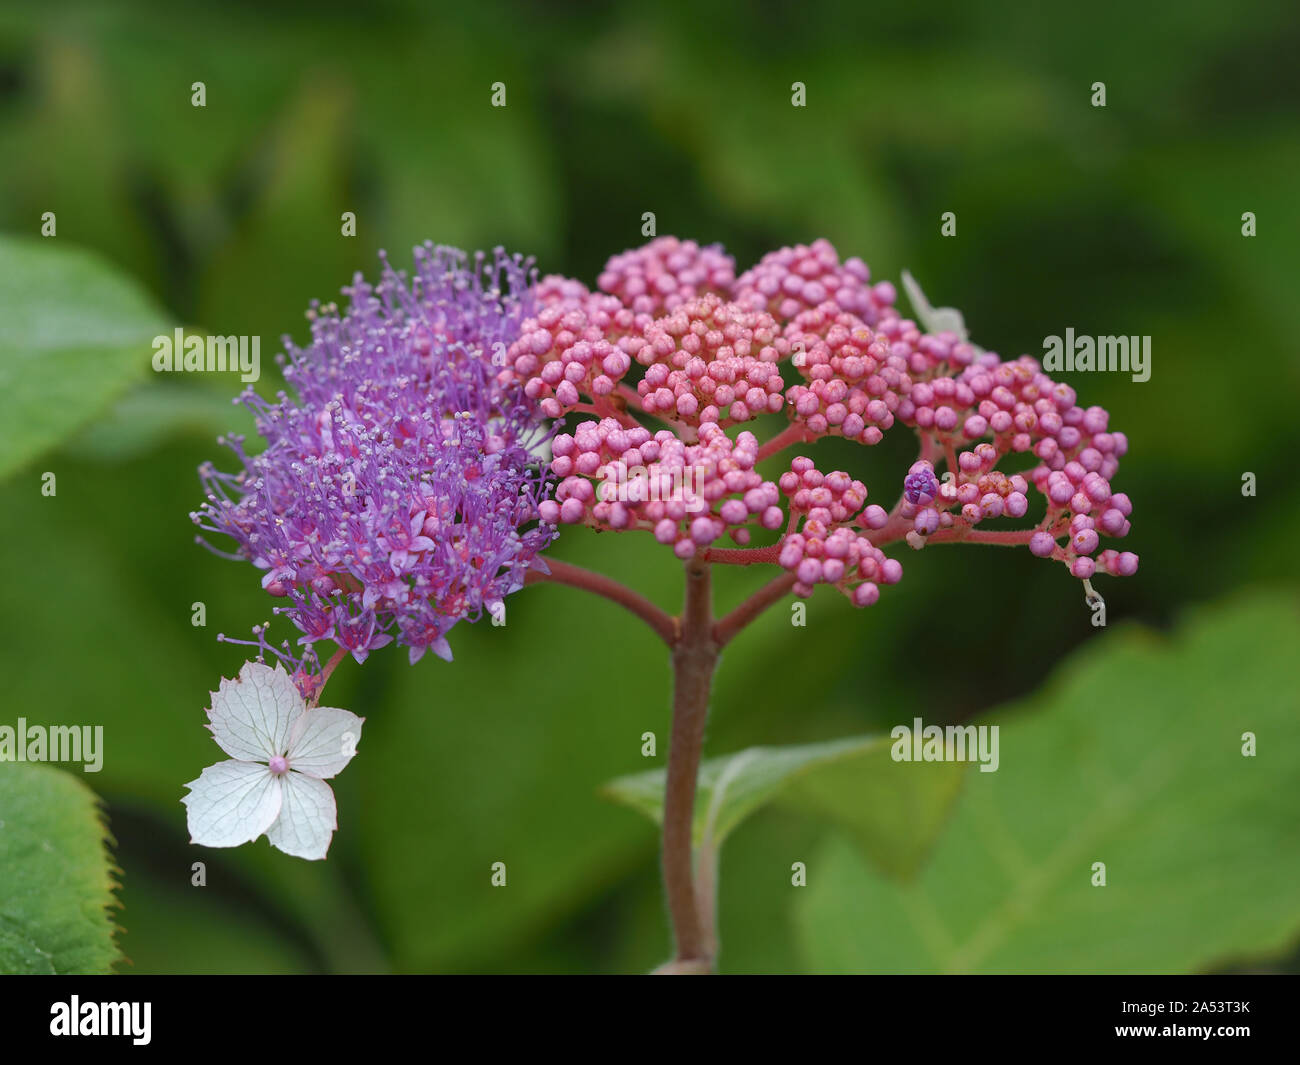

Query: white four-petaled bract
[182,661,363,860]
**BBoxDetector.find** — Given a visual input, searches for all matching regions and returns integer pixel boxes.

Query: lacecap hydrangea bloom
[193,244,557,694]
[187,235,1138,898]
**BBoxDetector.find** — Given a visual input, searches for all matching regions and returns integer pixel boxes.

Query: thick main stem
[662,557,718,969]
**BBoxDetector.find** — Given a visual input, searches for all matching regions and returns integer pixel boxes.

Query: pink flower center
[268,755,289,775]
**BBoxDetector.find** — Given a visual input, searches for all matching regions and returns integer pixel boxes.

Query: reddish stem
[662,557,717,968]
[756,422,809,462]
[928,527,1038,546]
[575,399,640,430]
[866,515,1039,549]
[308,646,350,707]
[944,443,959,478]
[698,544,781,566]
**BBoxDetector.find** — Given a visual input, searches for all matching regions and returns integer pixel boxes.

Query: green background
[0,0,1297,973]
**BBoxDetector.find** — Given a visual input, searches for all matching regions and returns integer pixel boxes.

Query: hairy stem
[698,544,781,566]
[693,844,719,963]
[525,558,677,645]
[926,527,1038,546]
[662,557,718,968]
[866,514,1040,549]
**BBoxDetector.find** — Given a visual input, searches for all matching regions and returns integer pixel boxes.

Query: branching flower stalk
[662,557,716,966]
[186,235,1138,973]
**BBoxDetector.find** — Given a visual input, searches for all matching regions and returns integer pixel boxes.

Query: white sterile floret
[182,661,363,860]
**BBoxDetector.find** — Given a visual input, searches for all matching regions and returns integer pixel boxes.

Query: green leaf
[603,734,964,877]
[604,737,868,846]
[0,918,58,974]
[0,237,171,480]
[0,762,121,974]
[781,745,966,879]
[795,591,1300,974]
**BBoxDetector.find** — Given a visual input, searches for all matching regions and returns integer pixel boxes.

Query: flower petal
[207,661,304,761]
[286,707,364,780]
[266,772,337,860]
[182,760,282,848]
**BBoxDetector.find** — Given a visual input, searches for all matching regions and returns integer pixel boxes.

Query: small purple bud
[903,469,939,506]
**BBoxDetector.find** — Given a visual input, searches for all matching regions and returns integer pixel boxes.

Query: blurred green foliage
[0,0,1297,972]
[797,594,1300,973]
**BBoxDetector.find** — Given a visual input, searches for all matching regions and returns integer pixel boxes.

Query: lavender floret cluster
[193,244,556,681]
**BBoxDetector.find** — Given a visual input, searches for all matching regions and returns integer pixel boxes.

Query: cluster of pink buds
[537,419,783,559]
[517,235,1137,608]
[734,238,896,326]
[596,236,736,315]
[782,303,906,445]
[508,294,645,419]
[777,457,901,605]
[635,295,789,426]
